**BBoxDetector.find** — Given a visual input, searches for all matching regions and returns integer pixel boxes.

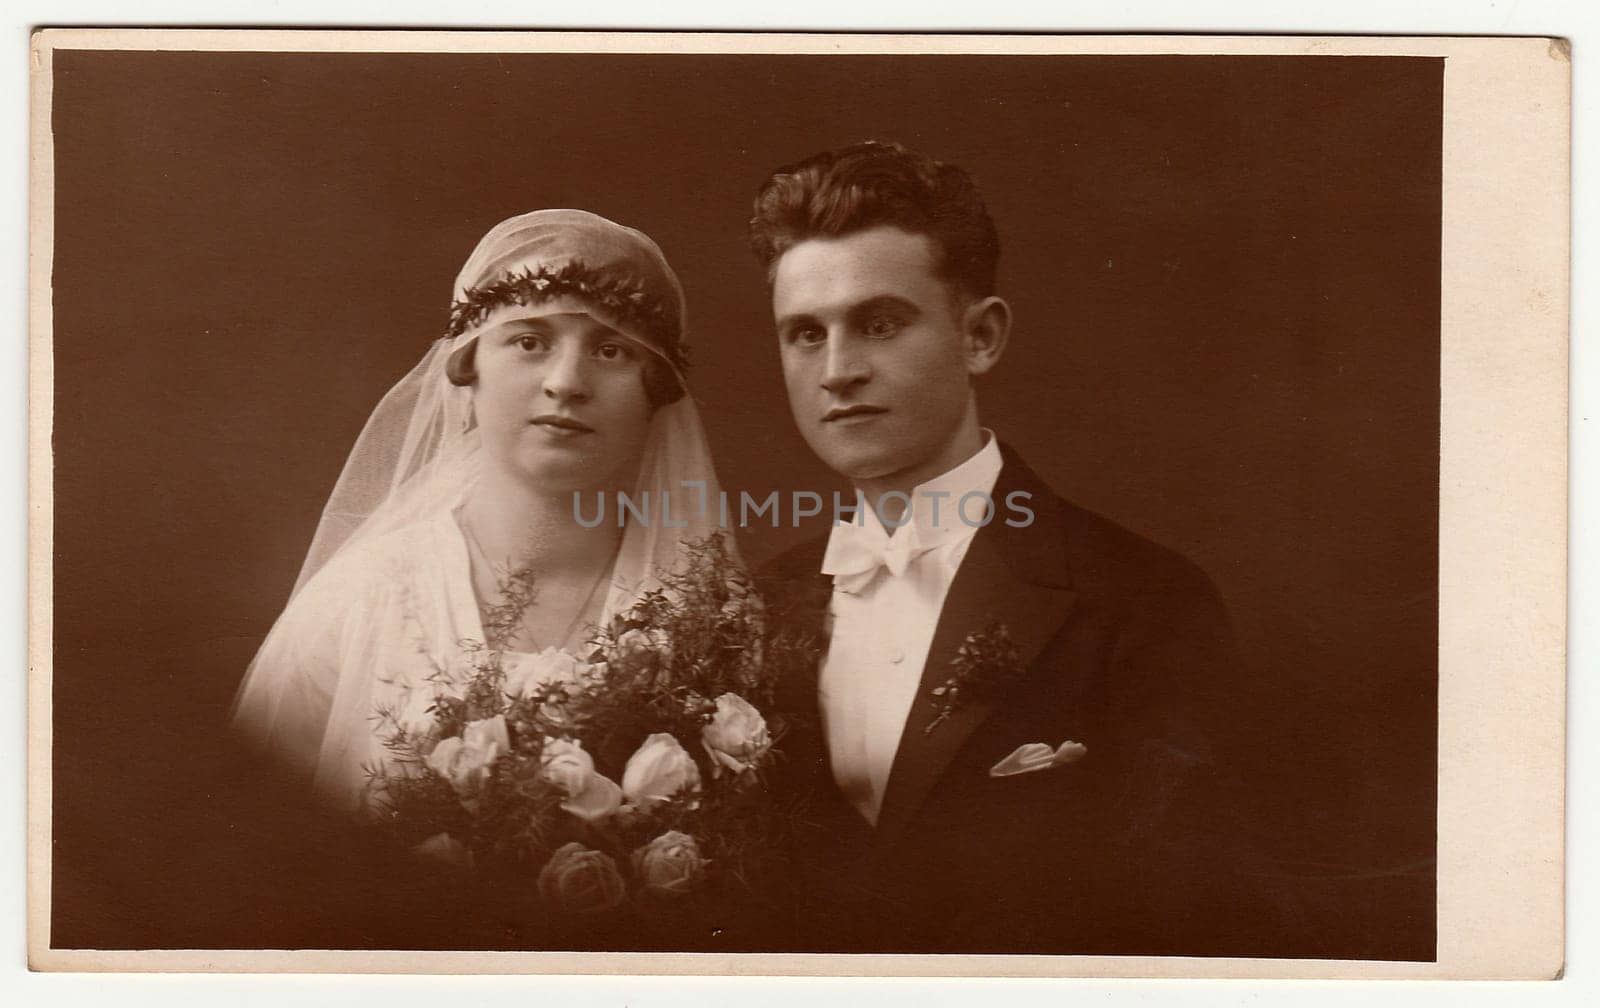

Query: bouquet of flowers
[364,535,816,924]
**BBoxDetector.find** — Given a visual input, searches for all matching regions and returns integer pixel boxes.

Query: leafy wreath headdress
[446,259,690,375]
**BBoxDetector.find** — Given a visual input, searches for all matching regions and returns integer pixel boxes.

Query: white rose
[539,737,622,822]
[631,831,708,897]
[537,842,627,915]
[616,628,673,665]
[425,714,509,803]
[539,736,591,795]
[503,646,580,700]
[621,733,701,810]
[700,692,771,777]
[463,714,511,754]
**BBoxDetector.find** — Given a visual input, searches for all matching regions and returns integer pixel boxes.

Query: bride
[231,209,730,812]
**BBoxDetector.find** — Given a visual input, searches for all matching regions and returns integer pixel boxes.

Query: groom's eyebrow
[775,295,922,334]
[846,295,922,324]
[774,310,819,336]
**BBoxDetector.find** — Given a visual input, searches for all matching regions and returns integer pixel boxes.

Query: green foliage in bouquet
[363,533,820,924]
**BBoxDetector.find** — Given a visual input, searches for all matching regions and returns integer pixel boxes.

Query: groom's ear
[961,295,1011,377]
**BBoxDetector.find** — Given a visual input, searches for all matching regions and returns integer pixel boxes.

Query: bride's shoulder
[293,515,457,607]
[254,514,465,679]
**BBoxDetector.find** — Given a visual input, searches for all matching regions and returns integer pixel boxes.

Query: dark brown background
[49,49,1440,957]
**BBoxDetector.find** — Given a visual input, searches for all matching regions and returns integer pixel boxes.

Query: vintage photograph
[27,31,1567,977]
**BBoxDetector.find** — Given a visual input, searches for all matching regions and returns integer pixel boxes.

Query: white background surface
[7,1,1594,1004]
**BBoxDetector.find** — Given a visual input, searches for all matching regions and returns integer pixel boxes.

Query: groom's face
[772,226,978,487]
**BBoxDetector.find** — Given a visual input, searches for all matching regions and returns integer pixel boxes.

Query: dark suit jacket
[757,444,1279,955]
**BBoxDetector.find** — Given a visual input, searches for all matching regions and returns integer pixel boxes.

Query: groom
[750,141,1272,954]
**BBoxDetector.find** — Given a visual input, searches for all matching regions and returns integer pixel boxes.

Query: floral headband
[445,259,690,375]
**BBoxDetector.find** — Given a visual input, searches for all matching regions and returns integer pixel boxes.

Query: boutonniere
[925,618,1026,735]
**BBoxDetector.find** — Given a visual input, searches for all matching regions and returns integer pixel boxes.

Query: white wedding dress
[237,511,496,809]
[231,210,731,813]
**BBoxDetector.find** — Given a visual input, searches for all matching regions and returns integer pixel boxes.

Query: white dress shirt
[818,432,1004,825]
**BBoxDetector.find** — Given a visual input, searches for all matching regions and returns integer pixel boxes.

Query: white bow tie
[821,517,938,595]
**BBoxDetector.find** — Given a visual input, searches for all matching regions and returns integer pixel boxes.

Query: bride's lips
[529,413,595,438]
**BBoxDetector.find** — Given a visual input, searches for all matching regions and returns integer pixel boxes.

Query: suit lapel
[762,538,836,788]
[873,450,1079,848]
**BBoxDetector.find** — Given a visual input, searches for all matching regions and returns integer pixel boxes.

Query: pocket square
[989,740,1088,777]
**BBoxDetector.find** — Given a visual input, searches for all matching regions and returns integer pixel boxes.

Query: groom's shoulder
[751,533,832,631]
[753,532,829,590]
[1003,447,1224,614]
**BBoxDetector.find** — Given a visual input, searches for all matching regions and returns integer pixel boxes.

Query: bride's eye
[514,334,549,352]
[594,341,634,362]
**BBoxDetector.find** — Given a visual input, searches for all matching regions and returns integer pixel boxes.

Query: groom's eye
[786,325,826,347]
[863,315,903,338]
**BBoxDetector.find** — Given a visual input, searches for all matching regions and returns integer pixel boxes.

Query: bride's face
[469,299,655,494]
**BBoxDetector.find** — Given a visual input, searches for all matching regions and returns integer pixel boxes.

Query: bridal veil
[231,209,731,808]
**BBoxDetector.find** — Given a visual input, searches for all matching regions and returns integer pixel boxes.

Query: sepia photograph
[26,30,1568,979]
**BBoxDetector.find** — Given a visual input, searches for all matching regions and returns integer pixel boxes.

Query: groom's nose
[819,334,871,394]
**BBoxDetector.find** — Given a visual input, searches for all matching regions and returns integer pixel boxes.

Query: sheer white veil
[231,209,732,799]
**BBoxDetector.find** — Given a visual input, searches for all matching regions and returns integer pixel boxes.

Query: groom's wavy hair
[747,140,1000,302]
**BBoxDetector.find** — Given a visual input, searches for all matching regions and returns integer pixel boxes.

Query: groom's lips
[822,404,888,423]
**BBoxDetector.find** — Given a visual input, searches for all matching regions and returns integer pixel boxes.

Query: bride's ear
[446,340,478,387]
[643,354,687,409]
[444,341,478,432]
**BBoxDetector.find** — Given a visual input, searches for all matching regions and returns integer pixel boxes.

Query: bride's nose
[541,339,592,402]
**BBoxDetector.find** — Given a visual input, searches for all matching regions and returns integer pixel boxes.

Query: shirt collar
[850,429,1003,549]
